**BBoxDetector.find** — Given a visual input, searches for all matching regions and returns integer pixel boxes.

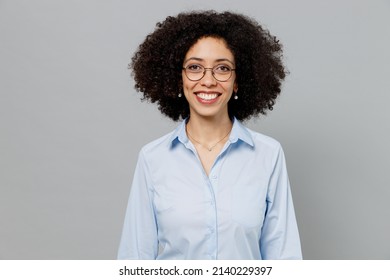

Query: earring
[234,92,238,100]
[178,93,182,98]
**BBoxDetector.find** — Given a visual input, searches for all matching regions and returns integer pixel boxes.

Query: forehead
[184,36,235,62]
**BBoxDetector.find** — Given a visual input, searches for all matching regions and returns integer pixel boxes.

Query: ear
[233,82,238,93]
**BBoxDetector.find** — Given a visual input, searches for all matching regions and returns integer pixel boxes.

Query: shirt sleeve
[260,145,302,259]
[117,149,158,259]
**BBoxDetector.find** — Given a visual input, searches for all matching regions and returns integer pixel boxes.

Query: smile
[195,92,220,101]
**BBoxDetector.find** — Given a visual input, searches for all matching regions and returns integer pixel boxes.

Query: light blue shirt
[118,118,302,259]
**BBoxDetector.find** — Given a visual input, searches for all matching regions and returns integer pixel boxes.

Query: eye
[214,65,232,73]
[185,64,203,72]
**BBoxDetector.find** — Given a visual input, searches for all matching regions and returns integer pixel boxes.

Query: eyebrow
[183,57,235,65]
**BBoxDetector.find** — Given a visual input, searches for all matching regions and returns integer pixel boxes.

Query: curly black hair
[130,10,286,121]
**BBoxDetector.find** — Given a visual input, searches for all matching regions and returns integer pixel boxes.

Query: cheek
[182,79,196,92]
[182,81,193,100]
[181,74,189,89]
[226,83,236,94]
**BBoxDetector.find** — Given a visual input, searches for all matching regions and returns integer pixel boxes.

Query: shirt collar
[170,117,254,148]
[229,117,254,147]
[169,119,189,148]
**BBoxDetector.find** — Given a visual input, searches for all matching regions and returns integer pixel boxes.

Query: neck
[186,114,233,143]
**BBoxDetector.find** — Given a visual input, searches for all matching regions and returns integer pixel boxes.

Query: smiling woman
[118,10,302,260]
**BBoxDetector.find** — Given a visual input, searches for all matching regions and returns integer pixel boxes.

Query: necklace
[186,125,232,152]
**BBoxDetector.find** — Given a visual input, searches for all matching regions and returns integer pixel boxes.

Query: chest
[196,148,220,176]
[150,149,270,230]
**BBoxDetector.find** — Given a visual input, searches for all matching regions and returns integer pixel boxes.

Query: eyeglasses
[182,64,236,82]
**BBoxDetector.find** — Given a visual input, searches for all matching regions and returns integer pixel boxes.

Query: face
[182,37,238,120]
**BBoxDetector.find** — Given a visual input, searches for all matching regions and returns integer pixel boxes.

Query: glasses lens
[184,64,203,81]
[213,65,232,81]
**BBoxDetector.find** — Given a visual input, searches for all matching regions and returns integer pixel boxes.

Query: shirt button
[211,175,217,179]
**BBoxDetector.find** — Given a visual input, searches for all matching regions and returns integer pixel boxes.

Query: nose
[201,68,217,87]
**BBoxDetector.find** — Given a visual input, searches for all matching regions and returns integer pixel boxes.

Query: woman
[118,10,302,259]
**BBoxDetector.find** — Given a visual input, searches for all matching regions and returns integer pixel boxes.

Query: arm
[260,146,302,259]
[117,150,158,259]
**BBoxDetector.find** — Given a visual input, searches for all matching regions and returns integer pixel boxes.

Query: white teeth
[197,93,218,100]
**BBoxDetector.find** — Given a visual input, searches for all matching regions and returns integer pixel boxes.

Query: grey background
[1,0,389,259]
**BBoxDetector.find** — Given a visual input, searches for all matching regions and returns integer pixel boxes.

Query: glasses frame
[182,65,236,82]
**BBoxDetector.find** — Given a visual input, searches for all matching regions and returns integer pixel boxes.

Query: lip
[194,91,221,104]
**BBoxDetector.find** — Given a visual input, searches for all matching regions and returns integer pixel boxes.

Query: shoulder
[232,120,285,170]
[139,130,175,157]
[137,120,186,160]
[247,127,282,151]
[234,119,282,152]
[238,122,285,166]
[239,126,289,177]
